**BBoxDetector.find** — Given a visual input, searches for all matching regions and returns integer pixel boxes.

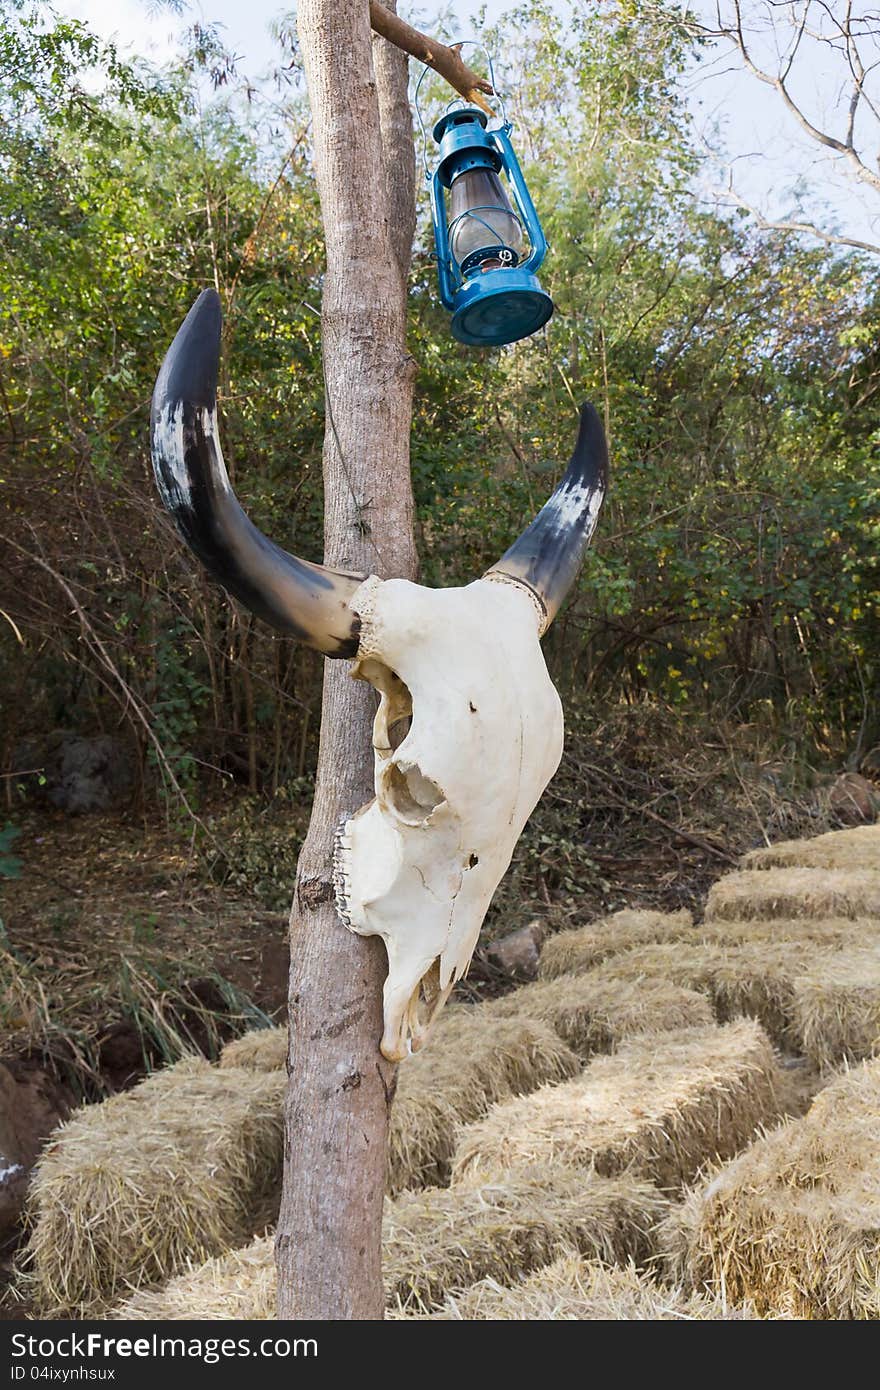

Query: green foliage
[0,0,877,807]
[199,782,313,908]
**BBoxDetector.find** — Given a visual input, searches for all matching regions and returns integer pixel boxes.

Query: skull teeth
[332,816,354,929]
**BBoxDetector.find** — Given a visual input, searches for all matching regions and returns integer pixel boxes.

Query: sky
[56,0,878,252]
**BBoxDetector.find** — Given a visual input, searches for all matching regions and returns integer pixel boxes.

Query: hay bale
[743,824,880,872]
[114,1170,666,1319]
[27,1011,577,1315]
[581,940,880,1065]
[384,1168,666,1313]
[791,951,880,1069]
[224,1013,580,1194]
[218,1027,287,1072]
[661,1060,880,1318]
[23,1059,285,1317]
[538,909,694,980]
[585,942,800,1046]
[388,1014,579,1195]
[452,1020,779,1191]
[698,916,880,950]
[424,1253,759,1320]
[480,971,713,1059]
[112,1235,277,1321]
[705,867,880,923]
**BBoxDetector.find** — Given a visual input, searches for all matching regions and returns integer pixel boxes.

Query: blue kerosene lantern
[430,107,553,347]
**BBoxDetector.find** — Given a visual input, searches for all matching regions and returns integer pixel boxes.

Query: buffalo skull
[151,290,607,1060]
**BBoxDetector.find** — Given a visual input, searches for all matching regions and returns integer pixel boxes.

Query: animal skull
[151,290,607,1060]
[334,574,563,1059]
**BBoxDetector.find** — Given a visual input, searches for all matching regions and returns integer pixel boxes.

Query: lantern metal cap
[432,106,490,142]
[433,106,502,188]
[450,267,553,347]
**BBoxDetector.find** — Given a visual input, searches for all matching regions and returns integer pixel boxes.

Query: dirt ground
[0,810,291,1083]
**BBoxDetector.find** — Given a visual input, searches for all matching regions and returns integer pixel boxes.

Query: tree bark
[275,0,417,1321]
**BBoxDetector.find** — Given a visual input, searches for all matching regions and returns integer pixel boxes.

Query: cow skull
[151,290,607,1061]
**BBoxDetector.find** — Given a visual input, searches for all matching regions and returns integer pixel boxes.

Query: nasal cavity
[385,761,445,824]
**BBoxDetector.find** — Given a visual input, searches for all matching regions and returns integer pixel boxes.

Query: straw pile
[388,1013,579,1195]
[661,1060,880,1318]
[115,1169,666,1319]
[571,939,880,1067]
[424,1254,759,1320]
[24,1059,286,1316]
[452,1020,779,1191]
[585,942,800,1046]
[383,1168,666,1312]
[219,1026,287,1072]
[221,1012,580,1195]
[538,909,694,980]
[698,916,880,950]
[704,867,880,922]
[28,1011,578,1315]
[479,971,713,1059]
[743,824,880,872]
[112,1235,276,1320]
[791,951,880,1068]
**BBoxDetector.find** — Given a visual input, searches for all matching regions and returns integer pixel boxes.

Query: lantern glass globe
[449,168,524,273]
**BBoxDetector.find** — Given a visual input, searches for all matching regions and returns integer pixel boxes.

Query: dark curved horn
[150,289,364,658]
[485,402,607,628]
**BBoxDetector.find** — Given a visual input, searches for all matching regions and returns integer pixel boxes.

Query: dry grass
[114,1170,666,1319]
[743,825,880,872]
[22,1059,286,1317]
[573,940,880,1067]
[451,1020,780,1191]
[705,867,880,922]
[698,916,880,950]
[480,971,713,1059]
[538,910,695,981]
[660,1060,880,1318]
[388,1013,579,1195]
[112,1235,277,1321]
[423,1253,759,1320]
[24,1011,579,1316]
[218,1026,287,1072]
[791,952,880,1069]
[584,942,801,1046]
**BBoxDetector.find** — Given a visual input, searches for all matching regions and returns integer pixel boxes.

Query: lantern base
[450,268,553,347]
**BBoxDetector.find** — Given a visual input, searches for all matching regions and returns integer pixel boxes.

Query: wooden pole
[275,0,418,1321]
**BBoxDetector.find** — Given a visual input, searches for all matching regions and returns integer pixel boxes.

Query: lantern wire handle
[413,40,508,182]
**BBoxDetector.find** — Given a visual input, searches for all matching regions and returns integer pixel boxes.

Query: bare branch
[717,184,880,253]
[367,0,495,114]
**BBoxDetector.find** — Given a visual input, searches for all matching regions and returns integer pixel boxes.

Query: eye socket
[383,761,445,824]
[468,854,479,868]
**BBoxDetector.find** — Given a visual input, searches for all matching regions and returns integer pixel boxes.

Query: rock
[828,773,877,825]
[487,920,546,981]
[0,1059,70,1236]
[43,731,135,813]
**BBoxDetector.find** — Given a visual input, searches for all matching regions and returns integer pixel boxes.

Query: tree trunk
[275,0,417,1321]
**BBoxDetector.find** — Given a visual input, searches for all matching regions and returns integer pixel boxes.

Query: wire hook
[412,38,508,183]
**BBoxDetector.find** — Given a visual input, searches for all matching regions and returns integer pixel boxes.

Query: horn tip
[153,287,222,415]
[573,400,608,487]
